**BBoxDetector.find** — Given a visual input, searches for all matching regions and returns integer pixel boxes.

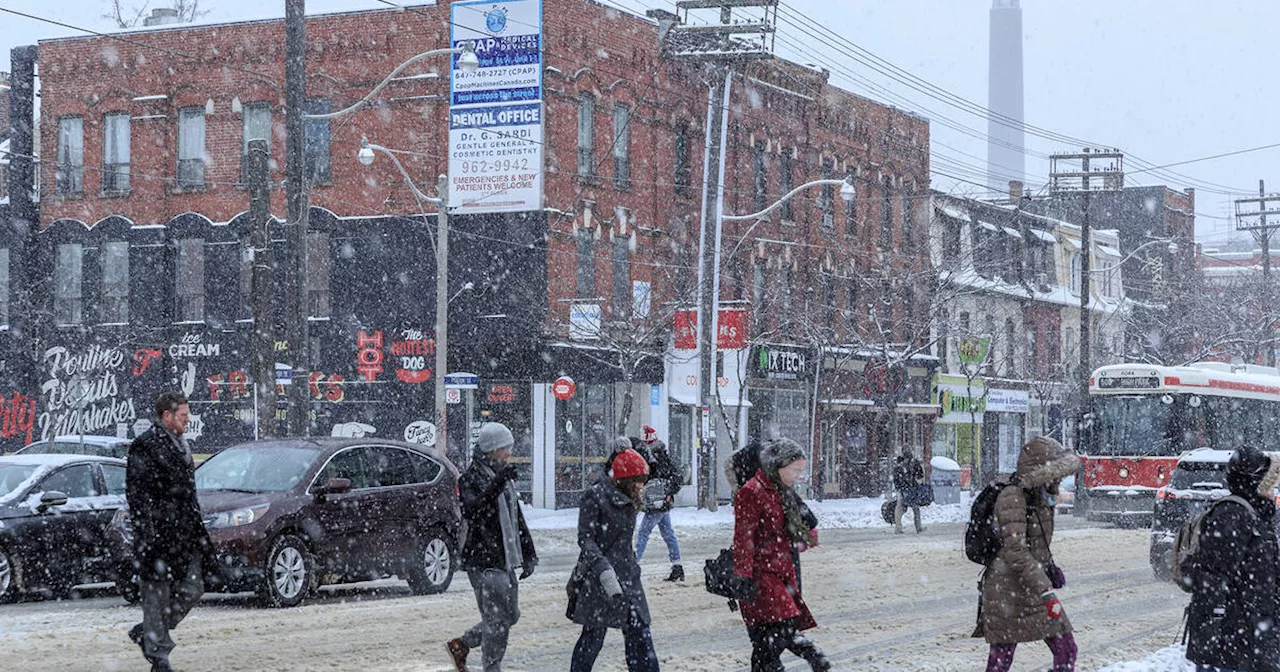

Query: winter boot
[150,659,174,672]
[446,638,470,672]
[665,564,685,582]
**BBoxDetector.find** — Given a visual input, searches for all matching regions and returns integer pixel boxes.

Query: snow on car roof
[1177,448,1234,464]
[0,454,124,467]
[36,435,130,446]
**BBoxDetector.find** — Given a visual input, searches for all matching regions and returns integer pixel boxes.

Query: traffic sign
[444,372,480,389]
[445,388,463,405]
[553,376,576,400]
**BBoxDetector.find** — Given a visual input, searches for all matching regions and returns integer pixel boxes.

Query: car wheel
[259,534,314,608]
[405,527,456,595]
[0,546,17,603]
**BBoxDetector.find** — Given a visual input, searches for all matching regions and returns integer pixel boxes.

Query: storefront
[933,374,986,486]
[986,387,1030,475]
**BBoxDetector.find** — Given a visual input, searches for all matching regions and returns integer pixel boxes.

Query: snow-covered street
[0,505,1190,671]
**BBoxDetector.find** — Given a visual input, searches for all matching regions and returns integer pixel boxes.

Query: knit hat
[613,436,632,453]
[611,448,650,480]
[760,438,806,472]
[476,423,514,454]
[642,425,658,445]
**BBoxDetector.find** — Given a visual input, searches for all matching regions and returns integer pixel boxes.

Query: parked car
[1147,448,1280,580]
[16,435,132,460]
[110,438,462,607]
[0,454,130,601]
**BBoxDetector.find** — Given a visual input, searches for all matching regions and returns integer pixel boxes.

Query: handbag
[704,548,736,598]
[906,483,934,507]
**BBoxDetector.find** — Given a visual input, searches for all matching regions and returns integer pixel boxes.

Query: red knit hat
[642,425,658,445]
[611,448,650,480]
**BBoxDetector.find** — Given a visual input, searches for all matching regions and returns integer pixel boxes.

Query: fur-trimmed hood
[1015,437,1079,489]
[1259,453,1280,497]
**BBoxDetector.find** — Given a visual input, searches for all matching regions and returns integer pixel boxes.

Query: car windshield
[0,464,40,500]
[1169,462,1227,490]
[196,446,320,493]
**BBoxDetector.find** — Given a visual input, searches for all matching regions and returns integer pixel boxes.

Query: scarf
[474,451,523,573]
[766,469,812,544]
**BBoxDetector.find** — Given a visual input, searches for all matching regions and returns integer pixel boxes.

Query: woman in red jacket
[731,439,830,672]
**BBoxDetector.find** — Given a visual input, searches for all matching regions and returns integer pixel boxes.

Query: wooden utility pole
[284,0,310,435]
[1234,180,1280,367]
[247,139,275,438]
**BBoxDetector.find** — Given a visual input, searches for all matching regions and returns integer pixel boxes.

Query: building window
[1047,322,1061,372]
[779,150,793,220]
[611,234,630,319]
[779,266,793,317]
[880,175,893,247]
[753,264,769,326]
[753,141,767,211]
[942,221,962,263]
[577,94,595,178]
[1069,252,1082,294]
[576,227,595,297]
[304,98,331,183]
[819,159,834,228]
[612,104,630,188]
[985,315,997,369]
[176,238,205,322]
[242,103,271,182]
[674,124,691,196]
[902,289,915,343]
[307,232,330,318]
[56,117,84,195]
[54,243,83,325]
[177,107,206,188]
[0,249,10,329]
[101,241,129,324]
[901,186,914,247]
[1004,318,1017,377]
[1065,327,1078,362]
[820,273,835,329]
[103,113,131,193]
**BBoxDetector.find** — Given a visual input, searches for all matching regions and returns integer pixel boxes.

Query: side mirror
[317,477,352,496]
[38,491,69,512]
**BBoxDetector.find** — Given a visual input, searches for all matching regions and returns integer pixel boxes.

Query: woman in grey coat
[566,448,660,671]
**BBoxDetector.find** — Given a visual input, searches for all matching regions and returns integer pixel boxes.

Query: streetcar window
[1092,395,1176,456]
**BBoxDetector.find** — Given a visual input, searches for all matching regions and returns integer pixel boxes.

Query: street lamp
[306,42,478,121]
[696,176,856,509]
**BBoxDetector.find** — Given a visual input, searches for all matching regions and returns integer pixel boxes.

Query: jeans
[985,633,1077,672]
[459,569,520,672]
[635,511,681,563]
[746,618,828,672]
[135,555,204,665]
[569,621,660,672]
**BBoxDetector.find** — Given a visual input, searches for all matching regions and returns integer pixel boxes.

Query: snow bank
[523,492,973,531]
[1098,645,1193,672]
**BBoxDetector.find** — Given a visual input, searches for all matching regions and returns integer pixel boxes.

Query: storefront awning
[820,399,938,414]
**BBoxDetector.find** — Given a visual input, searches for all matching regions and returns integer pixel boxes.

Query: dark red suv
[112,438,461,607]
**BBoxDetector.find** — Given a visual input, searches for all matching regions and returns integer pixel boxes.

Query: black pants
[747,618,828,672]
[134,555,204,665]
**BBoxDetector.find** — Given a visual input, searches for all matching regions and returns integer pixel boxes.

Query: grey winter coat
[976,436,1077,644]
[566,479,651,629]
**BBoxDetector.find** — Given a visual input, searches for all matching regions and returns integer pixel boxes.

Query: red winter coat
[732,469,817,630]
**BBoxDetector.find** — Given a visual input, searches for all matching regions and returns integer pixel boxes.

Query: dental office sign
[449,0,544,214]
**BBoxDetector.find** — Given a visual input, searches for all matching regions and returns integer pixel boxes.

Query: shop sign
[986,388,1029,414]
[553,376,576,401]
[674,309,750,350]
[569,303,601,341]
[860,360,907,405]
[487,384,518,403]
[958,336,991,365]
[937,383,987,424]
[753,344,808,381]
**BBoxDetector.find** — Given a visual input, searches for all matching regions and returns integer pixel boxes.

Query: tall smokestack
[988,0,1024,194]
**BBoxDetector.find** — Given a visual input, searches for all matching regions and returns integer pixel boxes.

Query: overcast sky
[1,0,1273,245]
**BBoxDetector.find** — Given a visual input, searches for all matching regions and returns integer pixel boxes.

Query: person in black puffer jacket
[633,427,685,582]
[1185,445,1280,672]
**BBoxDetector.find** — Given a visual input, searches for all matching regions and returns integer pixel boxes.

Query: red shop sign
[673,309,749,350]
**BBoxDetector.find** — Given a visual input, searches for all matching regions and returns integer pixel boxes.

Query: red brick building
[19,0,930,503]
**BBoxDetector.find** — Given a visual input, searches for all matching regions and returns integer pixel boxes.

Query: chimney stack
[143,7,181,26]
[1008,180,1024,202]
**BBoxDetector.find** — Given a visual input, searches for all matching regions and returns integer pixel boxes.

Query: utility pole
[1234,180,1280,366]
[1050,148,1123,447]
[435,175,449,446]
[652,1,777,510]
[284,0,310,435]
[247,139,275,438]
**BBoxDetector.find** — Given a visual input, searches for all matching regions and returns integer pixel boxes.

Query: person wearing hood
[975,436,1079,672]
[634,426,686,582]
[731,439,830,672]
[567,448,661,671]
[447,423,537,672]
[1185,445,1280,672]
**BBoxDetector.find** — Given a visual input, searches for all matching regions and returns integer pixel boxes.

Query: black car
[111,438,462,607]
[0,454,130,601]
[1149,448,1280,579]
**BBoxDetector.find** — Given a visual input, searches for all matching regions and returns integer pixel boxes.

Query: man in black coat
[447,422,537,672]
[126,392,211,672]
[892,447,925,534]
[1186,445,1280,672]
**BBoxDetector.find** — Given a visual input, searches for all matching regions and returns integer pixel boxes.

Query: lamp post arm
[1088,237,1176,274]
[305,46,464,120]
[722,178,852,263]
[366,143,441,205]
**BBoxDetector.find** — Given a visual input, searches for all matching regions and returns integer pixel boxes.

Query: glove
[519,558,537,580]
[498,464,520,483]
[1047,563,1066,590]
[1042,591,1064,620]
[599,568,623,598]
[731,576,758,602]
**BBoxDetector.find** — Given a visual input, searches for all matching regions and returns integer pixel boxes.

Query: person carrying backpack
[634,427,686,582]
[1184,445,1280,672]
[973,437,1079,672]
[892,446,926,534]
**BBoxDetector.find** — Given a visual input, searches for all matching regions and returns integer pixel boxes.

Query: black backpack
[964,479,1018,565]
